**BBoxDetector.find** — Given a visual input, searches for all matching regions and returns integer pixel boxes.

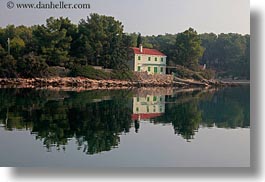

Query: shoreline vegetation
[0,14,250,89]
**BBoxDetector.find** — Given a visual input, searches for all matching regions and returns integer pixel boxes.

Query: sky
[0,0,250,35]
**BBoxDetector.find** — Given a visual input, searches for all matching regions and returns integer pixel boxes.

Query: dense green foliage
[200,33,250,79]
[33,17,74,66]
[72,14,131,69]
[173,28,204,69]
[0,14,249,79]
[0,55,17,78]
[18,53,49,77]
[0,14,132,78]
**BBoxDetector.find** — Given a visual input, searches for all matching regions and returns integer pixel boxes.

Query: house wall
[134,54,167,74]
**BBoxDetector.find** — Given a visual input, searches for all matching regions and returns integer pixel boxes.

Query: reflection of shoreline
[0,85,219,95]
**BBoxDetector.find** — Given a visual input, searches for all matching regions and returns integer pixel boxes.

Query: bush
[173,66,193,78]
[110,70,135,81]
[69,65,111,80]
[0,55,17,78]
[172,65,215,80]
[47,66,70,77]
[70,65,135,81]
[199,69,215,80]
[17,53,49,78]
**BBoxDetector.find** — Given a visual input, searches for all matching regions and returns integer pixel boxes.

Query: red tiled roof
[131,113,162,120]
[131,47,166,56]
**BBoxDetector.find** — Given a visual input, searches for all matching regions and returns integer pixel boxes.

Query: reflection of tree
[155,101,202,141]
[67,99,131,154]
[0,89,132,154]
[170,102,202,141]
[0,88,49,130]
[32,101,73,151]
[199,86,250,128]
[154,86,250,141]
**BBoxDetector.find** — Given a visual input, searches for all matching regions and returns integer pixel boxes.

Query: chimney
[139,44,143,53]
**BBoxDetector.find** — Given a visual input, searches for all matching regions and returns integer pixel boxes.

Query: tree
[173,28,204,69]
[0,25,16,56]
[33,17,73,66]
[109,33,132,70]
[76,13,129,69]
[137,33,142,47]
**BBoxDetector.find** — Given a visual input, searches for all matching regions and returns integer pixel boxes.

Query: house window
[160,67,164,73]
[147,97,150,102]
[148,67,151,72]
[154,67,158,73]
[147,106,149,113]
[148,57,151,61]
[153,96,157,101]
[155,57,157,61]
[161,57,163,62]
[136,107,139,112]
[137,97,139,102]
[138,66,141,71]
[138,56,141,60]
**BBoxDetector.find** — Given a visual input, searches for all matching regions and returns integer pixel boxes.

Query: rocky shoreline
[0,76,248,90]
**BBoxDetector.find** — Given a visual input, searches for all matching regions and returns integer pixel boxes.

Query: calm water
[0,86,250,167]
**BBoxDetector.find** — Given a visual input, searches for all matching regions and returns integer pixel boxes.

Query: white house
[128,44,167,74]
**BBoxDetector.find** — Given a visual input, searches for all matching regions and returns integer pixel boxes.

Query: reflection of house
[128,44,167,74]
[131,95,165,121]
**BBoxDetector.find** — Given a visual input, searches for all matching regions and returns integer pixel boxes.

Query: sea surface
[0,86,250,167]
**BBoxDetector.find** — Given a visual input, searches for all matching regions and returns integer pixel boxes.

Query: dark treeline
[200,33,250,79]
[0,14,249,79]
